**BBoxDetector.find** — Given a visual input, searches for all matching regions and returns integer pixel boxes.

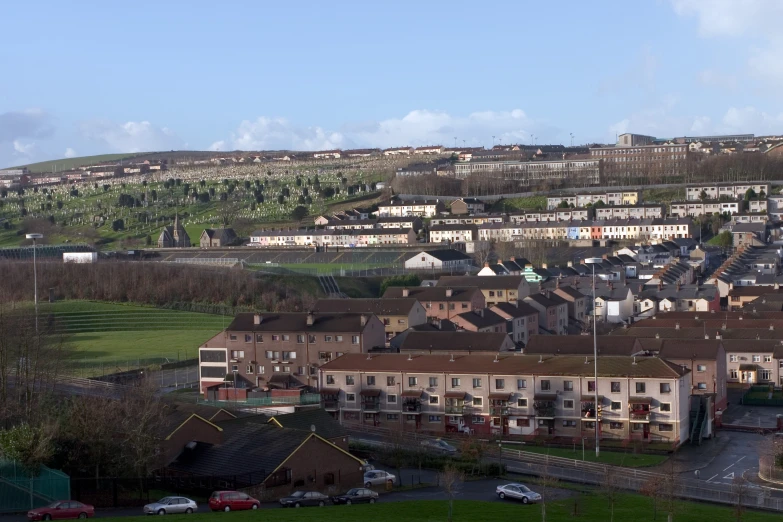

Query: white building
[404,249,475,271]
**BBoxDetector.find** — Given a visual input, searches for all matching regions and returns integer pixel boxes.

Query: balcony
[402,399,422,413]
[445,404,465,415]
[630,411,651,422]
[362,401,381,412]
[534,402,556,418]
[321,399,340,411]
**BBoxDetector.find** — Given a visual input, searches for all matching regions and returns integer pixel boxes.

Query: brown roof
[491,301,540,319]
[319,353,689,379]
[312,298,420,316]
[383,286,483,302]
[728,287,783,297]
[488,392,512,400]
[360,389,381,397]
[632,318,783,330]
[636,339,724,360]
[720,339,781,353]
[650,311,783,320]
[227,312,374,333]
[524,335,641,356]
[398,331,512,353]
[444,391,466,399]
[553,286,586,300]
[320,388,340,395]
[613,327,783,340]
[438,275,527,290]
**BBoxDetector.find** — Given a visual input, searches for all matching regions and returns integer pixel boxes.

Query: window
[753,355,761,363]
[473,397,483,407]
[309,335,316,343]
[429,395,439,405]
[387,394,397,404]
[451,377,461,387]
[282,334,290,342]
[659,424,674,432]
[325,336,333,343]
[387,376,396,386]
[409,377,418,386]
[564,380,573,391]
[428,415,442,423]
[696,365,706,372]
[563,399,574,409]
[429,377,438,387]
[383,318,390,325]
[730,369,738,379]
[765,355,773,363]
[541,380,551,391]
[611,382,620,393]
[256,334,264,343]
[472,416,485,424]
[761,369,772,381]
[660,382,671,393]
[386,414,399,421]
[398,319,406,324]
[517,398,528,407]
[346,393,356,402]
[610,422,623,430]
[318,351,331,361]
[246,365,254,374]
[367,376,376,386]
[562,420,577,427]
[405,414,417,421]
[473,378,482,388]
[336,335,343,342]
[271,335,279,341]
[282,351,296,361]
[517,379,527,389]
[495,379,505,389]
[439,304,445,310]
[635,382,646,394]
[346,375,355,385]
[660,403,671,412]
[587,381,595,392]
[229,334,237,341]
[611,401,621,410]
[515,418,531,427]
[326,375,335,385]
[352,336,360,344]
[230,350,245,359]
[296,335,304,343]
[462,303,468,309]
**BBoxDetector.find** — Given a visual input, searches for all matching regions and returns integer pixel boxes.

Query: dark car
[27,501,95,520]
[208,491,260,512]
[331,488,379,505]
[279,491,329,508]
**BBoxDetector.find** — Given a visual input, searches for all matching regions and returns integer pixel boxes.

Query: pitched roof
[319,353,689,379]
[454,309,506,329]
[397,331,511,352]
[438,275,527,290]
[523,335,641,356]
[268,409,347,440]
[415,249,473,262]
[312,298,419,316]
[383,286,481,302]
[227,312,374,333]
[636,338,724,360]
[491,301,540,318]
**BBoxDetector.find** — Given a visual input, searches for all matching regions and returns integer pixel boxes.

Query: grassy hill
[11,153,151,173]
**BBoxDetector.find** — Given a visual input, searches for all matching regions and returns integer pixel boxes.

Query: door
[643,424,650,440]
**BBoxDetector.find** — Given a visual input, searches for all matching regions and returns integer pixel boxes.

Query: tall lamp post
[26,233,43,333]
[585,257,603,457]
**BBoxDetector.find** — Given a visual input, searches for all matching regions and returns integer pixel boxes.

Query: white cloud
[12,140,35,156]
[697,69,737,91]
[0,108,54,143]
[721,106,783,132]
[64,147,77,158]
[671,0,783,85]
[213,109,553,151]
[79,120,185,153]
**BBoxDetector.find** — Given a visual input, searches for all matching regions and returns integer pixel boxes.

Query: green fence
[198,393,321,408]
[0,460,71,513]
[741,385,783,406]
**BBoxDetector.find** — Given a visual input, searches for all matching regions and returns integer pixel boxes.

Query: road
[0,478,570,520]
[693,432,763,487]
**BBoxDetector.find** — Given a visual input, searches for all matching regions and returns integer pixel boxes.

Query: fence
[198,393,321,408]
[0,460,71,513]
[741,385,783,406]
[172,258,242,267]
[500,449,783,512]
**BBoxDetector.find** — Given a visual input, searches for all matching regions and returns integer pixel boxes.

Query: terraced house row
[318,353,691,446]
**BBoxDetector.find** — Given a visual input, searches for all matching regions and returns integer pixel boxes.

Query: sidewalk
[649,434,732,474]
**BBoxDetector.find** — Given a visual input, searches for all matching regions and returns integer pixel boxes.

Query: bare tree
[439,464,465,522]
[659,458,682,522]
[385,428,409,486]
[601,466,622,522]
[640,476,664,520]
[119,380,166,484]
[538,464,560,522]
[216,199,241,227]
[60,395,123,480]
[731,475,751,521]
[473,240,493,268]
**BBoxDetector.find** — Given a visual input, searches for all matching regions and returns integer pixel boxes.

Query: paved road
[691,432,764,487]
[0,478,568,520]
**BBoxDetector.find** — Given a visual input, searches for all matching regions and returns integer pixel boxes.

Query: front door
[643,424,650,440]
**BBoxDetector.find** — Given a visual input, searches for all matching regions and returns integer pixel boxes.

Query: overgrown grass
[98,498,783,522]
[502,444,667,467]
[490,196,546,211]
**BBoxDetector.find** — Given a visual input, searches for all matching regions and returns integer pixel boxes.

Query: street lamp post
[585,257,603,457]
[26,233,43,333]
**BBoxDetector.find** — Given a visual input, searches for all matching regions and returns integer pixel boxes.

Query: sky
[3,0,783,168]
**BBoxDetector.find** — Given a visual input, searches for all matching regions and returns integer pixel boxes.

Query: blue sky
[3,0,783,167]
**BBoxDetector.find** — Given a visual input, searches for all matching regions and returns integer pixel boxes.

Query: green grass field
[37,300,229,375]
[12,153,149,173]
[97,498,782,522]
[490,196,547,212]
[503,444,667,467]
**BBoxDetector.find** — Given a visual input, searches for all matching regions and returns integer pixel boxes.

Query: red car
[208,491,260,512]
[27,500,94,520]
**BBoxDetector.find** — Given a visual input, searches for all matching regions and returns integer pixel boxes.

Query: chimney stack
[402,288,409,297]
[306,312,314,326]
[445,288,453,297]
[360,315,367,327]
[254,314,262,325]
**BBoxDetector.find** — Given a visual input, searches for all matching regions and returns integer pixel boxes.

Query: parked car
[331,488,379,505]
[27,501,95,520]
[363,470,396,487]
[278,491,329,508]
[208,491,260,512]
[142,497,198,515]
[420,438,457,454]
[496,483,542,504]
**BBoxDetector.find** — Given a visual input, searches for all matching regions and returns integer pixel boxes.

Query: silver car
[143,496,198,515]
[363,470,396,487]
[421,439,457,454]
[496,483,542,504]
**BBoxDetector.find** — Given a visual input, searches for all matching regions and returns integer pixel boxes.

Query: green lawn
[96,498,782,522]
[490,196,546,212]
[36,300,229,375]
[504,444,668,467]
[12,153,149,173]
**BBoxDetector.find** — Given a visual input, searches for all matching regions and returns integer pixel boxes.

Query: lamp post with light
[26,233,43,333]
[584,257,603,457]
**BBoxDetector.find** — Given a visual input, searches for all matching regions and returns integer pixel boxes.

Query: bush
[380,274,422,296]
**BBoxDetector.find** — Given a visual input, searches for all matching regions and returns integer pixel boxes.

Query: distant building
[158,215,191,248]
[404,249,475,271]
[200,228,237,248]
